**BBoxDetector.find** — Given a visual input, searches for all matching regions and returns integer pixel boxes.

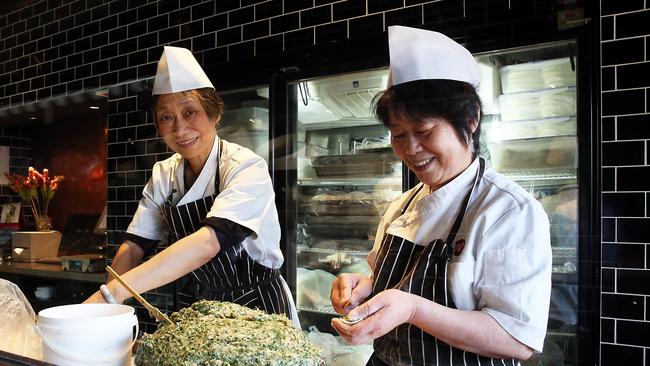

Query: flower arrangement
[4,167,65,231]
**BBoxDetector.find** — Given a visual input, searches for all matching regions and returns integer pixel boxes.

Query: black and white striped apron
[160,142,293,320]
[367,158,518,366]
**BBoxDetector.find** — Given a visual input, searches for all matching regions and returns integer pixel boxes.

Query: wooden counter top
[0,261,106,283]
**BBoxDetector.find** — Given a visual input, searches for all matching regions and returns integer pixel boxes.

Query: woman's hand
[83,290,108,304]
[330,273,373,314]
[331,289,417,345]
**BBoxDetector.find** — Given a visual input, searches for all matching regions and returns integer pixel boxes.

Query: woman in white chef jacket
[85,46,298,324]
[330,26,552,365]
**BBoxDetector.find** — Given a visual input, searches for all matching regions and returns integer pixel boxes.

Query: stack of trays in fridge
[300,191,390,252]
[310,153,401,177]
[219,107,269,158]
[485,58,577,172]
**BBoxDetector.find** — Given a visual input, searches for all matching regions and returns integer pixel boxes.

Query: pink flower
[3,167,65,228]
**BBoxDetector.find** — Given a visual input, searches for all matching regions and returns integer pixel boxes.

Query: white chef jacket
[369,158,552,352]
[127,135,284,269]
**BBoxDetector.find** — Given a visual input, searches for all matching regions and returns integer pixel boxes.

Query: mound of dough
[135,300,322,366]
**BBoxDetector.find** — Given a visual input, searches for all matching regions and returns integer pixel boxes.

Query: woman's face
[388,111,476,191]
[155,92,218,165]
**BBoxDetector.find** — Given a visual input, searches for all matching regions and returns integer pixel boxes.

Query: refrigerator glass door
[291,69,399,363]
[218,87,270,164]
[476,41,579,366]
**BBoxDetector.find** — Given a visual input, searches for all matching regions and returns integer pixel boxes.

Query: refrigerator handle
[269,70,299,297]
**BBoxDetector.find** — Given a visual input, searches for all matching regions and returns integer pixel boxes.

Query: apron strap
[400,184,425,215]
[443,157,485,261]
[214,137,223,193]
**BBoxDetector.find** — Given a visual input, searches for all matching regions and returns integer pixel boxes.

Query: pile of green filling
[135,300,323,366]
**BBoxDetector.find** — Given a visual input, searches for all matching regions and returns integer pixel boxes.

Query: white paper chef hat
[152,46,214,95]
[388,26,480,88]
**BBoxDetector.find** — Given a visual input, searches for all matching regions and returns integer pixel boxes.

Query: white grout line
[602,34,646,43]
[603,112,650,118]
[602,164,650,168]
[346,19,349,39]
[603,7,650,17]
[602,85,647,93]
[614,267,618,292]
[601,58,650,68]
[603,138,649,143]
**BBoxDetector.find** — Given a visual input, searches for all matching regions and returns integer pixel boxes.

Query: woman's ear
[469,103,481,133]
[469,119,478,134]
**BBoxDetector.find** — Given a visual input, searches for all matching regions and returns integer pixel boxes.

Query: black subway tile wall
[0,126,31,205]
[0,0,645,356]
[601,2,650,361]
[10,0,546,332]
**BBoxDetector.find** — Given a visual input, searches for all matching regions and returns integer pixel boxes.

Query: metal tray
[299,223,376,240]
[304,215,381,226]
[310,238,374,252]
[310,153,400,177]
[301,202,388,216]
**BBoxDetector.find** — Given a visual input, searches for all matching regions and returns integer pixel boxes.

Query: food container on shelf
[500,58,575,94]
[498,87,576,121]
[304,215,381,226]
[219,107,269,158]
[301,201,389,216]
[487,135,577,171]
[309,238,375,252]
[299,222,376,240]
[483,116,577,141]
[221,107,268,131]
[477,59,502,115]
[310,153,400,177]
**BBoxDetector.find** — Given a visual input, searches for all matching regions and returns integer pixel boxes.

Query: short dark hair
[152,87,225,127]
[373,79,482,155]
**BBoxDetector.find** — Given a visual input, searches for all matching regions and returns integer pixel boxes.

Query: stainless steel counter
[0,261,105,283]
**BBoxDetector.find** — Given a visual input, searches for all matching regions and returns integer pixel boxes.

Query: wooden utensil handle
[106,266,173,325]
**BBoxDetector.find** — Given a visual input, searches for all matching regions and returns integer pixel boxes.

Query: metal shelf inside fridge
[297,245,370,256]
[298,306,338,315]
[298,176,402,187]
[499,167,577,183]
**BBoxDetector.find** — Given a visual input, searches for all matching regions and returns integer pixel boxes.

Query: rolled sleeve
[476,200,552,352]
[123,233,159,258]
[206,149,282,267]
[202,217,253,252]
[207,156,274,237]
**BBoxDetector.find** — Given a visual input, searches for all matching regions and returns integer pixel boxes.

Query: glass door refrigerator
[475,41,582,366]
[217,86,271,164]
[284,68,400,364]
[275,37,597,366]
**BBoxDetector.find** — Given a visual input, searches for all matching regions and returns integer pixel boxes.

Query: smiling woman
[329,26,552,365]
[84,47,299,333]
[153,90,222,180]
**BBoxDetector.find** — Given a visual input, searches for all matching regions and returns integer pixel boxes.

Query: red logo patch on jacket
[453,239,466,256]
